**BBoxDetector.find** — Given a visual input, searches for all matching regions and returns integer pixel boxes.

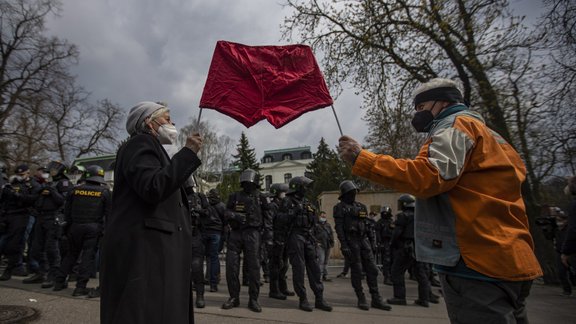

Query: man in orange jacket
[338,78,542,323]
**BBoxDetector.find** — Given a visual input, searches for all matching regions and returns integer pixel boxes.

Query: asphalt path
[1,264,574,323]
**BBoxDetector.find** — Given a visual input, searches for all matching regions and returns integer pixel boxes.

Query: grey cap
[126,101,165,135]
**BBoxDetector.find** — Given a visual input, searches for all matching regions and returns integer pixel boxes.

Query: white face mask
[41,173,50,180]
[157,123,178,144]
[320,217,327,223]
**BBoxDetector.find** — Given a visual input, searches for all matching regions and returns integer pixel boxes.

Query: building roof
[261,146,312,163]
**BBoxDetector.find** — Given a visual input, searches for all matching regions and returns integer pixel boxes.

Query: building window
[265,175,272,191]
[301,152,311,159]
[263,156,273,163]
[282,153,292,160]
[284,173,292,183]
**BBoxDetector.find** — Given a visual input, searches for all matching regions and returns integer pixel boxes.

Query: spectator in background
[314,211,334,282]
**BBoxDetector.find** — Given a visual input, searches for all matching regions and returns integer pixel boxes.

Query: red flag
[199,41,333,128]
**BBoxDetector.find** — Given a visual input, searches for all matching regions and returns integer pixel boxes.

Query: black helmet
[239,169,258,184]
[47,161,67,178]
[339,180,358,199]
[288,176,313,195]
[208,189,220,200]
[84,165,106,184]
[398,194,416,210]
[380,206,392,218]
[270,183,289,196]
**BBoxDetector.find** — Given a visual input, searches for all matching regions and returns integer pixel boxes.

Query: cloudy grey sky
[45,0,544,158]
[45,0,363,158]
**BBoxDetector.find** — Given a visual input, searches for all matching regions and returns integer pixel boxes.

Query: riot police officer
[24,161,73,288]
[184,177,208,308]
[0,165,39,281]
[222,169,272,313]
[388,194,437,307]
[376,206,394,285]
[333,180,391,311]
[267,183,294,300]
[280,176,332,312]
[53,165,111,296]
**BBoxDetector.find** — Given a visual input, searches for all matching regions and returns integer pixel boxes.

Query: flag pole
[331,105,343,136]
[196,108,203,131]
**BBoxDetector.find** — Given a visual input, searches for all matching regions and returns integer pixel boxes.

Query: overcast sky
[45,0,544,158]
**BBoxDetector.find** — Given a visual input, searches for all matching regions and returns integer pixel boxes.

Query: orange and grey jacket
[352,105,542,281]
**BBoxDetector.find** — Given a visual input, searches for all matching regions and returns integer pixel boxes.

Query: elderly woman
[100,102,202,324]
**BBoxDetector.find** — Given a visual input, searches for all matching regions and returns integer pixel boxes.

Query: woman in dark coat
[100,102,202,324]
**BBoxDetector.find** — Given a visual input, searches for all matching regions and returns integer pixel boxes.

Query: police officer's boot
[371,294,392,311]
[298,298,313,312]
[357,292,369,311]
[195,293,205,308]
[72,287,90,297]
[429,291,440,304]
[279,279,295,296]
[53,281,68,291]
[41,278,54,289]
[22,273,45,284]
[0,270,11,281]
[248,299,262,313]
[314,297,333,312]
[222,297,240,310]
[269,281,287,300]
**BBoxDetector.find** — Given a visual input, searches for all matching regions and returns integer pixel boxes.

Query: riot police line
[1,161,442,312]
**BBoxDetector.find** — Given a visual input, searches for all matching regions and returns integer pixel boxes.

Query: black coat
[100,133,201,324]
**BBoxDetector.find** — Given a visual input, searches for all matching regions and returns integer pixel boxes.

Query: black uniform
[281,195,327,307]
[27,177,73,285]
[389,209,431,304]
[334,200,388,309]
[54,181,110,293]
[376,214,394,284]
[187,187,208,308]
[223,189,272,310]
[268,195,293,299]
[0,177,39,280]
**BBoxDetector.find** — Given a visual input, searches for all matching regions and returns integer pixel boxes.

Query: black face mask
[411,110,435,132]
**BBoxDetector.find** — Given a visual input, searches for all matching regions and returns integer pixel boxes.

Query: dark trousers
[287,232,323,300]
[390,246,430,300]
[201,232,220,286]
[191,230,205,295]
[268,243,290,295]
[29,215,61,278]
[440,274,532,324]
[1,213,29,270]
[348,237,380,297]
[379,239,392,279]
[55,223,99,288]
[226,228,261,300]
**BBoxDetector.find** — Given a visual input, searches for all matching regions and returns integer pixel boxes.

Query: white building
[259,146,313,192]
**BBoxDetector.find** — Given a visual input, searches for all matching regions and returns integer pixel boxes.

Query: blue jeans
[202,233,221,286]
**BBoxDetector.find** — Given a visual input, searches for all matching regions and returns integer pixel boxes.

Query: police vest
[69,184,108,224]
[230,191,263,229]
[36,178,72,212]
[397,210,415,240]
[288,197,316,230]
[340,201,369,236]
[3,181,34,215]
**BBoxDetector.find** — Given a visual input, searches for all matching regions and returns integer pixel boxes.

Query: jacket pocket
[144,218,176,234]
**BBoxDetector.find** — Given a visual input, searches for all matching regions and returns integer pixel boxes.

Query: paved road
[1,265,574,323]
